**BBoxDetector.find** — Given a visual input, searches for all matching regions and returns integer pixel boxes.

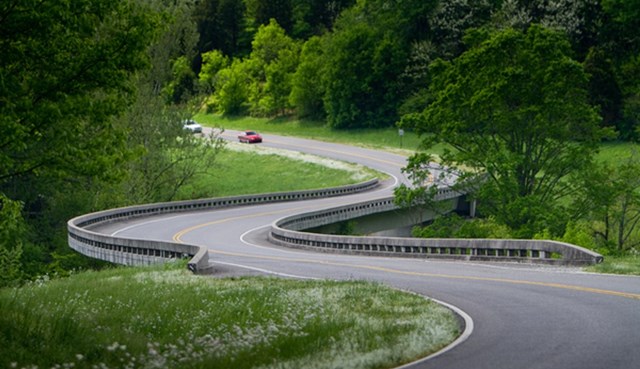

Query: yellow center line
[203,249,640,300]
[191,133,638,300]
[173,212,640,301]
[172,206,312,243]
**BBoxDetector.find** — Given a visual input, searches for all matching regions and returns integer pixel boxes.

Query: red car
[238,130,262,143]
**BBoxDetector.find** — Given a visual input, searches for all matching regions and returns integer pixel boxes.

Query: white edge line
[393,297,474,369]
[210,260,473,369]
[111,214,185,236]
[210,260,320,280]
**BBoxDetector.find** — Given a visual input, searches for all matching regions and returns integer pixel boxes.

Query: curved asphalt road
[95,131,640,369]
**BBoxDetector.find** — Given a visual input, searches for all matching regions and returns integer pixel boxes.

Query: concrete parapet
[67,179,380,273]
[269,195,604,266]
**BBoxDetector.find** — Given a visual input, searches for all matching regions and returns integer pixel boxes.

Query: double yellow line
[174,219,640,301]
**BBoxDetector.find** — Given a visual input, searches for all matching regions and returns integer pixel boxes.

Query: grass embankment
[0,263,460,369]
[586,255,640,275]
[176,141,379,200]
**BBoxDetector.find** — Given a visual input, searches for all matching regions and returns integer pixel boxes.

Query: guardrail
[68,179,380,273]
[269,192,604,266]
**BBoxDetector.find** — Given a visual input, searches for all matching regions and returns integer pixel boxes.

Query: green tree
[0,0,158,277]
[251,0,294,33]
[324,24,407,128]
[290,36,327,119]
[322,0,439,129]
[120,86,226,203]
[199,50,231,94]
[0,195,24,287]
[0,0,157,191]
[214,59,251,115]
[576,153,640,254]
[217,0,247,56]
[291,0,355,39]
[245,19,300,116]
[400,25,602,237]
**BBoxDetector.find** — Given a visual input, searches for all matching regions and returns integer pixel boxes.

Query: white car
[183,119,202,133]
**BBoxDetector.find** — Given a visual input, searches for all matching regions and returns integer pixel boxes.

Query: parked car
[238,130,262,143]
[183,119,202,133]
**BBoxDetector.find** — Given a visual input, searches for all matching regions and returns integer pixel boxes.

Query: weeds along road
[96,130,640,369]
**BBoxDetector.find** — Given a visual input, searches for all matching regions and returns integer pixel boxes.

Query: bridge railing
[68,179,380,273]
[269,193,603,266]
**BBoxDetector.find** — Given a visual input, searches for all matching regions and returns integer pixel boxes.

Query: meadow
[0,263,460,369]
[176,140,379,200]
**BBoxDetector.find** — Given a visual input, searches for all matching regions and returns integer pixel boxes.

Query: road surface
[93,131,640,369]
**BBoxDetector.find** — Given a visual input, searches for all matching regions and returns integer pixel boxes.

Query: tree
[322,0,440,129]
[0,0,158,277]
[324,24,407,128]
[0,195,24,287]
[393,153,453,226]
[400,25,602,237]
[0,0,157,192]
[576,153,640,254]
[290,36,327,119]
[120,84,226,203]
[251,0,294,34]
[245,19,300,117]
[199,50,231,93]
[291,0,356,39]
[214,59,251,115]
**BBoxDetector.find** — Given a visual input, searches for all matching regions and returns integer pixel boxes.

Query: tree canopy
[400,25,602,236]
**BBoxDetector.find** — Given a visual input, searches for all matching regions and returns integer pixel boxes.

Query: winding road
[92,131,640,369]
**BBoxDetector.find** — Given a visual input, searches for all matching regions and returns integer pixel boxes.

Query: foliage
[210,19,300,117]
[323,24,407,128]
[393,153,451,225]
[0,0,157,188]
[413,214,513,239]
[575,152,640,254]
[213,60,250,115]
[322,0,440,129]
[199,50,231,93]
[290,37,327,119]
[252,0,294,33]
[247,19,300,116]
[0,195,24,288]
[194,0,250,58]
[0,0,161,280]
[164,56,198,104]
[400,25,602,237]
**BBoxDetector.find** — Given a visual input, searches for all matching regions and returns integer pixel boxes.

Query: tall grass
[586,255,640,275]
[0,263,460,369]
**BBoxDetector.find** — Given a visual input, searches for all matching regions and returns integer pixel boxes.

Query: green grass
[586,255,640,275]
[0,263,460,369]
[175,142,379,200]
[596,140,640,165]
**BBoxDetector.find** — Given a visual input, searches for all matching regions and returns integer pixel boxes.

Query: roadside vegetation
[176,141,378,199]
[0,262,460,369]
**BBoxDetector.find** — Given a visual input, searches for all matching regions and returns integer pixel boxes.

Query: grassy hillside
[0,263,460,369]
[176,141,379,200]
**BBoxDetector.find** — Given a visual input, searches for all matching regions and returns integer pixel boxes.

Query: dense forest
[2,0,639,286]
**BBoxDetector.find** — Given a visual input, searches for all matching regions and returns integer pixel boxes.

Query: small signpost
[398,129,404,148]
